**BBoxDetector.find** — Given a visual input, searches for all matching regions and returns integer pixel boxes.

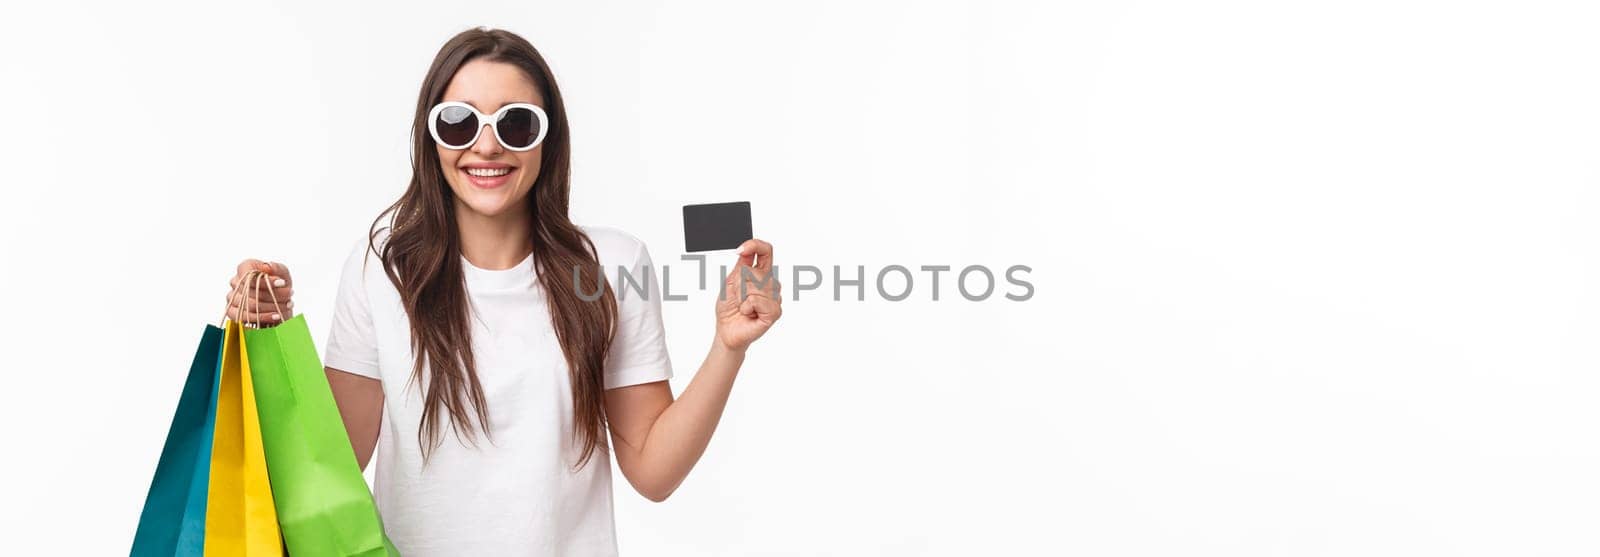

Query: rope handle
[220,270,287,328]
[248,271,286,328]
[220,271,255,328]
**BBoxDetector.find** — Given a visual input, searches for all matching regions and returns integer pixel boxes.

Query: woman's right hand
[225,259,295,326]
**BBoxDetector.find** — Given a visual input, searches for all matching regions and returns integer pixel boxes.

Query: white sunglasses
[427,101,550,152]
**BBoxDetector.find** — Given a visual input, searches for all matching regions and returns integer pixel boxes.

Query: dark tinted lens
[434,105,479,147]
[496,107,541,148]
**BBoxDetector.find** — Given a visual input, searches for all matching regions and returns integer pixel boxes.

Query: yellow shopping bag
[204,278,285,556]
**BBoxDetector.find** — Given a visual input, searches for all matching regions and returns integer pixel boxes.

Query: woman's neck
[455,201,534,271]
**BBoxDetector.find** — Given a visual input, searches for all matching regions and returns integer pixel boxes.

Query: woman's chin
[453,189,527,220]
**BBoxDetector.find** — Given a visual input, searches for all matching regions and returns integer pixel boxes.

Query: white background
[2,1,1598,555]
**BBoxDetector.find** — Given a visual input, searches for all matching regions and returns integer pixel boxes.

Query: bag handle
[248,272,286,329]
[220,271,256,328]
[219,270,286,328]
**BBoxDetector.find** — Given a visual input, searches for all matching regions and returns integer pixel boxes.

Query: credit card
[682,202,753,252]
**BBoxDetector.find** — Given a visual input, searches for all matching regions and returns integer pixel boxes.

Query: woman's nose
[471,123,503,155]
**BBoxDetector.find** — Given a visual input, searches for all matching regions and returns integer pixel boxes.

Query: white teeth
[465,167,511,177]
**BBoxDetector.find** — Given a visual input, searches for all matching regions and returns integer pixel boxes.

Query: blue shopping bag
[130,325,224,556]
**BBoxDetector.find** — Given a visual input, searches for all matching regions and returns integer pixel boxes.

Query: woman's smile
[461,162,516,189]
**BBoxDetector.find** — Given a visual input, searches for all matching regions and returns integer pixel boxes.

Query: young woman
[222,28,782,555]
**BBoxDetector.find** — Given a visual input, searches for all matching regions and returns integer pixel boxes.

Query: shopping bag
[245,305,399,557]
[204,316,285,556]
[130,326,224,557]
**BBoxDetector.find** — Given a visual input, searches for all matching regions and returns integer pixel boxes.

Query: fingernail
[287,301,294,308]
[274,278,286,287]
[271,313,282,321]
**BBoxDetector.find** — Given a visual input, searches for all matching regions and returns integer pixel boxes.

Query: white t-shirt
[323,225,673,557]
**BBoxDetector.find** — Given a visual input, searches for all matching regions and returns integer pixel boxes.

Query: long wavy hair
[369,28,617,468]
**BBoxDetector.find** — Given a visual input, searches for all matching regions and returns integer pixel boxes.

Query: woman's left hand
[715,239,783,352]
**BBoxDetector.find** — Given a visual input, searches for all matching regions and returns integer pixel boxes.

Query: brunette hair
[370,27,617,467]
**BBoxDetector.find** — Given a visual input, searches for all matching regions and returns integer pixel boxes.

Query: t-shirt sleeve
[324,243,382,379]
[604,239,674,389]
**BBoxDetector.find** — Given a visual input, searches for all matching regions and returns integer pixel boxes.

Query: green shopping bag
[241,277,398,556]
[130,326,223,557]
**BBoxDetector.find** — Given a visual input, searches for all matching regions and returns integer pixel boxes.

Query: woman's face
[436,59,545,219]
